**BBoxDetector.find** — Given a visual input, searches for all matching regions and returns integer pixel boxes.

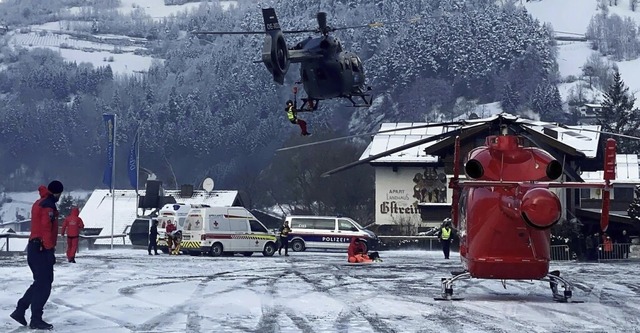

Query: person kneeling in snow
[347,237,381,263]
[169,230,182,255]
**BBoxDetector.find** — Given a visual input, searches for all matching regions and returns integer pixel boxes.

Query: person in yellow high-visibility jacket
[438,218,453,259]
[285,100,310,136]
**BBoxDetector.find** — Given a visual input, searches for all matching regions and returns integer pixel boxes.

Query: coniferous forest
[0,0,562,217]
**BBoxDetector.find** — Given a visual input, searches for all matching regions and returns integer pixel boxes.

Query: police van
[156,203,208,253]
[181,207,278,257]
[284,215,377,252]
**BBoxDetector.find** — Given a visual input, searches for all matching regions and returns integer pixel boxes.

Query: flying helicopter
[192,8,409,109]
[279,113,636,302]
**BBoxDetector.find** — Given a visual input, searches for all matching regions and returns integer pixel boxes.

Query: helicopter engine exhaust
[520,188,561,229]
[261,8,290,85]
[464,159,484,179]
[317,12,328,33]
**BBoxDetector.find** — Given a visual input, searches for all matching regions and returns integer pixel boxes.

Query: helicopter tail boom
[261,8,290,84]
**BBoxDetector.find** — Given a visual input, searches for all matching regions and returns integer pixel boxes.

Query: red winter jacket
[30,190,60,250]
[61,207,84,237]
[347,237,366,257]
[166,223,177,234]
[30,185,48,222]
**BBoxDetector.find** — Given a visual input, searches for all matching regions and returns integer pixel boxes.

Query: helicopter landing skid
[435,270,584,302]
[434,271,471,301]
[543,271,583,303]
[347,94,372,107]
[297,98,319,112]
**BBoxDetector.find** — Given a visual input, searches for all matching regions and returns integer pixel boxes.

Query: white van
[284,215,377,252]
[156,203,209,253]
[181,207,278,257]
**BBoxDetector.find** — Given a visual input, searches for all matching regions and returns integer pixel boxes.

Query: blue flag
[102,114,115,190]
[127,126,139,190]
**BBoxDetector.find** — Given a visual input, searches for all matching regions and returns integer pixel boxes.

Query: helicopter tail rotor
[261,8,289,85]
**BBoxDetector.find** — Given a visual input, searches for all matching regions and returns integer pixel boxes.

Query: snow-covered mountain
[525,0,640,107]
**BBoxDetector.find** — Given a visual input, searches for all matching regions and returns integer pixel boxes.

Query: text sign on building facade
[375,167,451,225]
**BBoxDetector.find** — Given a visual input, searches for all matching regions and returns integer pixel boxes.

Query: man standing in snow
[11,180,63,330]
[438,218,453,259]
[278,221,291,256]
[61,206,84,263]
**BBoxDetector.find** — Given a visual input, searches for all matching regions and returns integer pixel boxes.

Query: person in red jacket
[347,237,372,263]
[165,221,177,254]
[11,180,63,330]
[61,207,84,263]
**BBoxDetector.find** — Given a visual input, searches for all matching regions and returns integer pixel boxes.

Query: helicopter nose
[520,188,561,229]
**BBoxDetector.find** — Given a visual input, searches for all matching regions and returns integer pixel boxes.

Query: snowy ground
[1,250,639,332]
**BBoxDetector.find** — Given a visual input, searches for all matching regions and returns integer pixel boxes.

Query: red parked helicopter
[285,113,626,302]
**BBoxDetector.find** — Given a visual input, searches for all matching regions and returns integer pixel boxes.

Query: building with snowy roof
[359,113,640,233]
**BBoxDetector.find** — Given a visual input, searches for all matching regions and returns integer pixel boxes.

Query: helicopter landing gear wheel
[544,270,583,303]
[434,271,470,301]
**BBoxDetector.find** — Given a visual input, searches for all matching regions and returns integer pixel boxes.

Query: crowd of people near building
[583,230,633,260]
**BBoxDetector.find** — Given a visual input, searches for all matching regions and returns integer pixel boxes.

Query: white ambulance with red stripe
[181,206,278,257]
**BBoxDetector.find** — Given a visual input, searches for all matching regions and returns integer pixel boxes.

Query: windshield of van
[349,219,365,230]
[249,220,268,233]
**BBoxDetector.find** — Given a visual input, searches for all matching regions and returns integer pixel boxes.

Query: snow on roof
[525,124,602,159]
[0,190,91,223]
[81,189,239,245]
[582,154,640,183]
[360,119,602,163]
[360,123,460,163]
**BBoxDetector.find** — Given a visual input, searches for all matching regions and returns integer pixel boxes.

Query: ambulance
[157,203,209,253]
[181,206,278,257]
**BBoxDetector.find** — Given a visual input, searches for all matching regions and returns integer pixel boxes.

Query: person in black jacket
[278,221,292,256]
[148,219,159,255]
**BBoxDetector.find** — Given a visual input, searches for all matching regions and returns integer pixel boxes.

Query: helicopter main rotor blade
[282,29,317,33]
[276,121,466,152]
[321,122,489,177]
[191,30,266,35]
[331,15,439,31]
[517,119,592,140]
[560,126,640,141]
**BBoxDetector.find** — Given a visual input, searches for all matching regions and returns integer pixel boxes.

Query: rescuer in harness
[285,100,310,136]
[438,218,453,259]
[165,221,181,255]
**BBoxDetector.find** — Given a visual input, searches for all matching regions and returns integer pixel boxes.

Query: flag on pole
[127,126,139,191]
[102,114,115,190]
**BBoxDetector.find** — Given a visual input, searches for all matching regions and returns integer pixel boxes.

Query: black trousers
[279,236,289,254]
[442,240,451,259]
[148,237,157,254]
[17,241,55,320]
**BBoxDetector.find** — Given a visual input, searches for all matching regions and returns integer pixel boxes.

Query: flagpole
[111,114,117,250]
[136,121,140,217]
